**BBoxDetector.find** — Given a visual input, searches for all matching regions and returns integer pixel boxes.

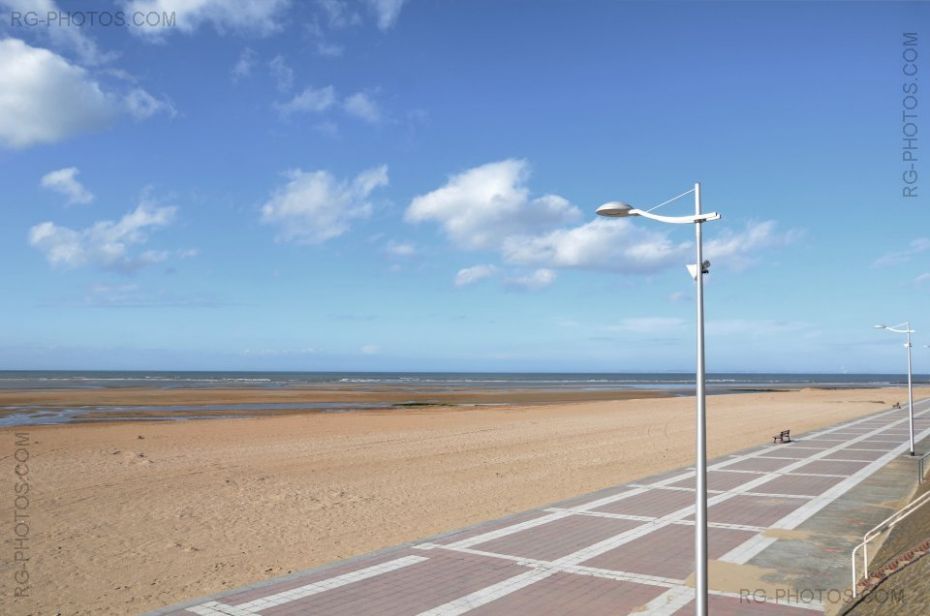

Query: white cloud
[304,17,345,57]
[268,54,294,92]
[408,160,801,285]
[315,40,344,57]
[125,0,291,37]
[504,268,556,290]
[703,221,801,270]
[28,199,178,271]
[0,38,117,148]
[275,85,337,115]
[231,47,257,81]
[260,165,388,244]
[455,264,497,287]
[314,120,339,136]
[385,240,416,257]
[124,87,176,120]
[344,91,381,123]
[318,0,361,28]
[40,167,94,205]
[406,159,581,250]
[914,273,930,286]
[872,238,930,268]
[366,0,407,30]
[0,39,172,148]
[501,218,689,273]
[360,344,380,354]
[1,0,114,65]
[501,218,799,274]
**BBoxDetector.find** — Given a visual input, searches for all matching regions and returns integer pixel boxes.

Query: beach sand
[1,386,927,615]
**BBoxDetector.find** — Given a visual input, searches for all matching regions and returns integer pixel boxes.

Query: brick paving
[150,399,930,616]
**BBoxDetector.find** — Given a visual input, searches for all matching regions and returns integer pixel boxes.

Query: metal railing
[919,450,930,483]
[850,489,930,597]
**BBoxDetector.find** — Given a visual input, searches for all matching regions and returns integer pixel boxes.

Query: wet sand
[0,386,669,410]
[1,386,927,615]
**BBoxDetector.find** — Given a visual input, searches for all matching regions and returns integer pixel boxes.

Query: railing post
[851,546,859,598]
[863,541,869,584]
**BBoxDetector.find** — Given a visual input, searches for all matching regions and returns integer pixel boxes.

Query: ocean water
[1,371,925,428]
[0,370,926,391]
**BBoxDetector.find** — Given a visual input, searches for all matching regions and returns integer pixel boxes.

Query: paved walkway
[152,399,930,616]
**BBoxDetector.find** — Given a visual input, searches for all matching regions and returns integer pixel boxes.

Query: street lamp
[597,182,720,616]
[875,322,916,455]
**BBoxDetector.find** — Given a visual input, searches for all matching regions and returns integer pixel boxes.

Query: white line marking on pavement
[637,586,695,615]
[415,568,556,616]
[186,555,428,615]
[722,424,930,564]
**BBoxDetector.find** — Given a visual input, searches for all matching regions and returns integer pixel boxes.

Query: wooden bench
[772,429,791,444]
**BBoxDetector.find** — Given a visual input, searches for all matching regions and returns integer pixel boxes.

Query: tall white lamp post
[875,322,916,455]
[597,182,720,616]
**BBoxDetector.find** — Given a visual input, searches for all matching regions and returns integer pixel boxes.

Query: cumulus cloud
[315,39,344,57]
[502,219,690,273]
[268,54,294,92]
[503,218,799,274]
[305,0,399,57]
[0,39,117,148]
[408,160,803,285]
[28,200,178,271]
[366,0,407,30]
[0,39,173,148]
[275,85,337,115]
[406,159,581,250]
[504,268,556,290]
[1,0,114,65]
[125,0,290,37]
[318,0,361,28]
[385,240,416,257]
[454,264,497,287]
[704,221,802,270]
[40,167,94,205]
[260,165,388,244]
[872,238,930,268]
[125,87,176,120]
[344,91,381,123]
[305,15,345,58]
[231,47,257,81]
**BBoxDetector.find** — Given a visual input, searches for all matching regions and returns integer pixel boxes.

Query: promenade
[153,399,930,616]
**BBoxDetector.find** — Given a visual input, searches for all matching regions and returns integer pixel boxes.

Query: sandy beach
[2,386,928,615]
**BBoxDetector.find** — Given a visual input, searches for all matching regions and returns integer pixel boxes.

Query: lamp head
[874,325,886,329]
[596,201,637,218]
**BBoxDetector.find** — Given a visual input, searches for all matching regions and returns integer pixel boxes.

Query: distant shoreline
[0,380,913,427]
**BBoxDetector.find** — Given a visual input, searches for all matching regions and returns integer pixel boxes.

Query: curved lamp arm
[631,209,721,225]
[876,323,916,334]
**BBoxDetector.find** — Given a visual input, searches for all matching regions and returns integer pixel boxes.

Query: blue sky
[0,0,928,373]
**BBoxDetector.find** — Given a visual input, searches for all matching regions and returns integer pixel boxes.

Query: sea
[0,370,926,391]
[1,371,926,427]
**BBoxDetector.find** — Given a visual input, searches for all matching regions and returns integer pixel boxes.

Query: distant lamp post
[597,182,720,616]
[875,322,916,455]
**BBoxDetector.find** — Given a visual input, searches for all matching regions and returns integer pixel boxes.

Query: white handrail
[919,450,930,483]
[851,489,930,597]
